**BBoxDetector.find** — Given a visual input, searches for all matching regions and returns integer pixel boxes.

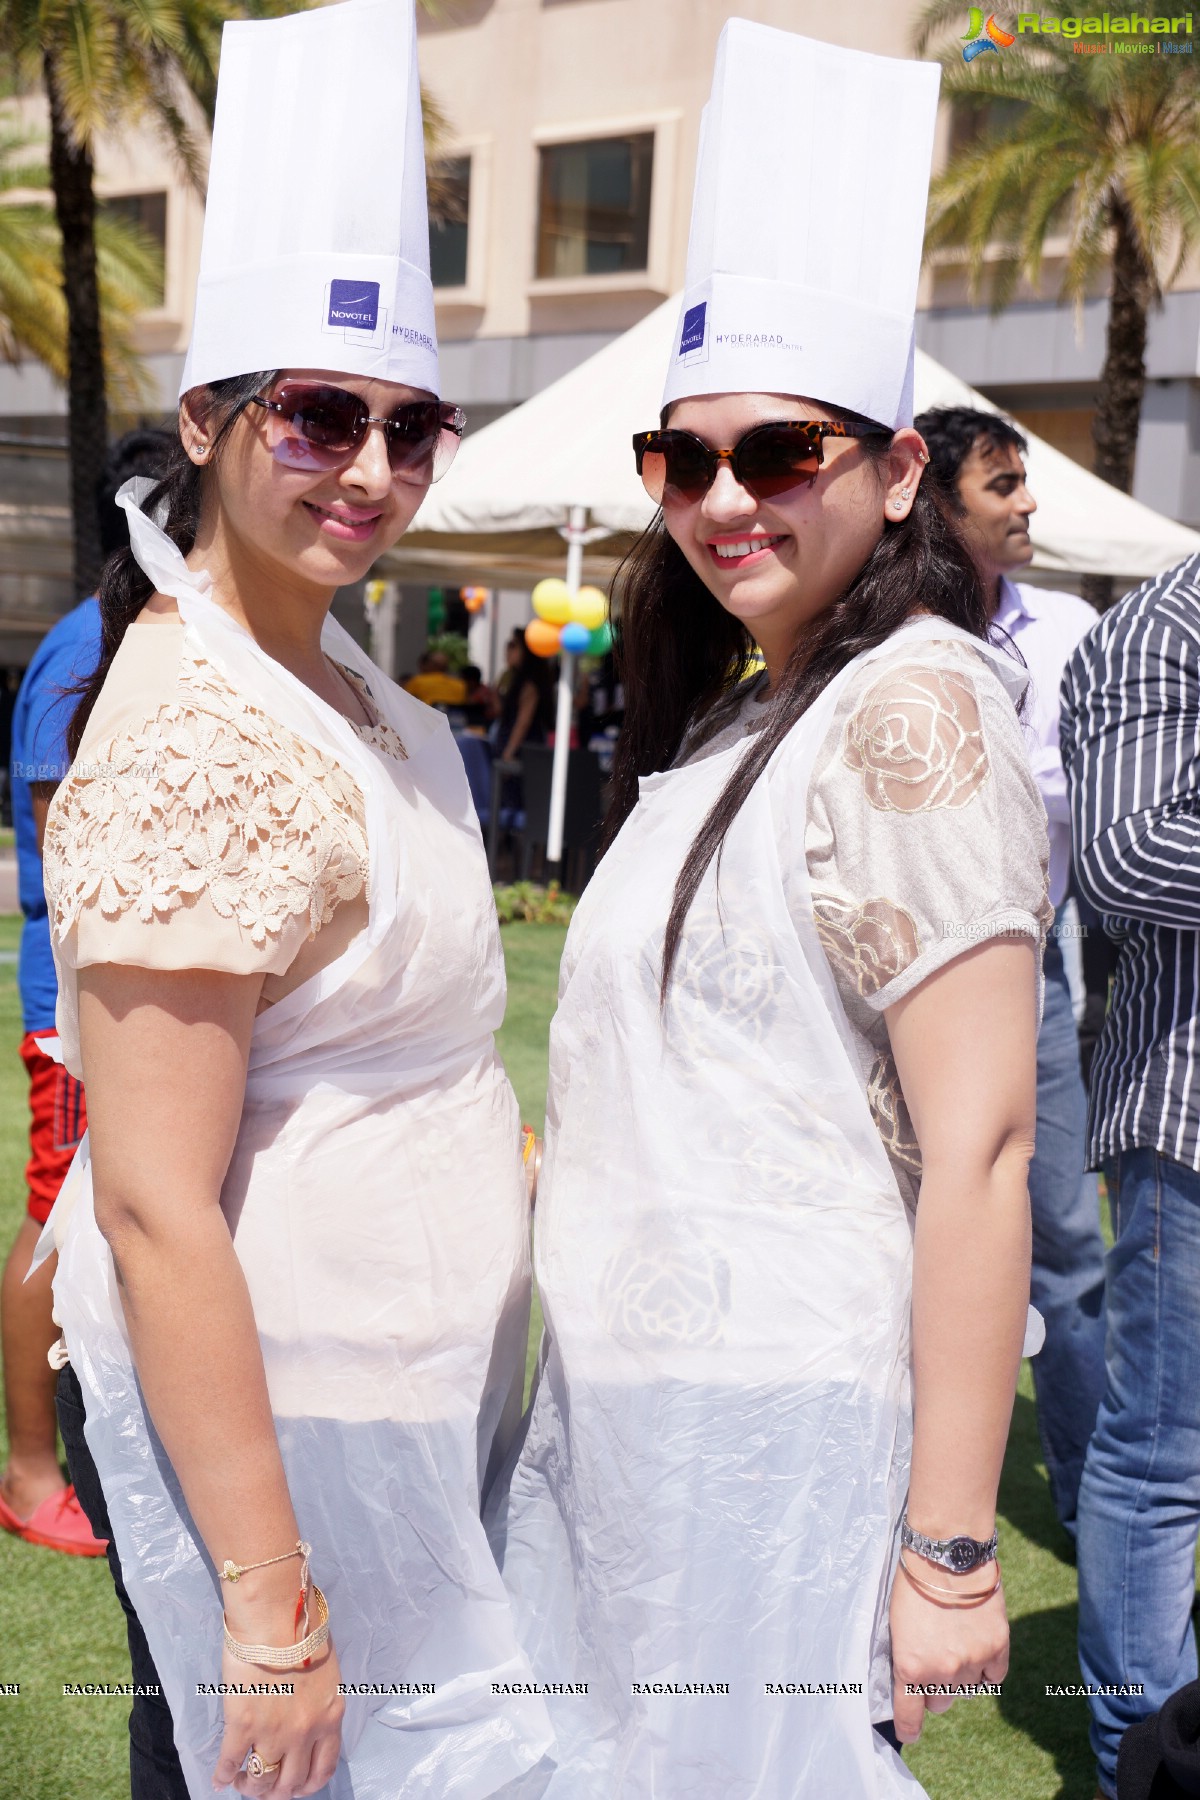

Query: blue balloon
[559,621,591,654]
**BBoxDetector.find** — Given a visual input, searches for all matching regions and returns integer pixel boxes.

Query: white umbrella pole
[546,504,588,869]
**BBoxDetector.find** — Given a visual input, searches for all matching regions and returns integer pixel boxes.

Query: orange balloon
[525,619,562,658]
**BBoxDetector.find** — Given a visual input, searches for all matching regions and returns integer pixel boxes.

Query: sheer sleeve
[804,640,1051,1018]
[44,693,369,978]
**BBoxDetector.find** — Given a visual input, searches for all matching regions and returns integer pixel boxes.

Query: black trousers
[57,1363,190,1800]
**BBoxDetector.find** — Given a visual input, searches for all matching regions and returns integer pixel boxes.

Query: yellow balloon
[532,578,571,624]
[570,585,607,630]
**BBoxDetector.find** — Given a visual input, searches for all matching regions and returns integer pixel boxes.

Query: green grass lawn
[0,915,1105,1798]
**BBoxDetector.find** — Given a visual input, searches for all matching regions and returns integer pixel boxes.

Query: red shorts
[21,1031,87,1225]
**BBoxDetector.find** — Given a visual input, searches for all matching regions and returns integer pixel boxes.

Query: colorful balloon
[532,578,571,624]
[525,619,562,658]
[587,621,613,656]
[461,585,489,614]
[570,586,607,630]
[560,622,590,654]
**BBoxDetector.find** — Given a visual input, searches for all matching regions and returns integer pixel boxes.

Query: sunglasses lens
[385,402,464,485]
[429,412,465,483]
[738,426,820,498]
[266,385,365,469]
[639,435,713,507]
[638,448,668,506]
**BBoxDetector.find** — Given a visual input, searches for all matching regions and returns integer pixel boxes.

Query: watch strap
[900,1516,998,1573]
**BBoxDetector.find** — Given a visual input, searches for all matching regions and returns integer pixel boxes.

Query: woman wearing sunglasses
[488,23,1047,1799]
[38,7,553,1800]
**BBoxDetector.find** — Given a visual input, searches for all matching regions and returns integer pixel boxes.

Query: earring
[194,445,208,461]
[900,487,911,498]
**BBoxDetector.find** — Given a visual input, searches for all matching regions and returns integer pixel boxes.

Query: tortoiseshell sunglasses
[632,419,892,506]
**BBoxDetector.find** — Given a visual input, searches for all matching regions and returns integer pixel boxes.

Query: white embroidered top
[45,608,405,1011]
[681,635,1052,1204]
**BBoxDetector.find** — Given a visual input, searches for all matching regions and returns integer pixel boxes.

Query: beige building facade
[2,0,1200,658]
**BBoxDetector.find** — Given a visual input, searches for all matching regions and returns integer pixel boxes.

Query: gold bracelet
[898,1551,1002,1608]
[223,1583,330,1670]
[220,1539,311,1585]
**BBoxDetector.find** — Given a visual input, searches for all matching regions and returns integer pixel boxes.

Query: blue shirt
[10,598,102,1032]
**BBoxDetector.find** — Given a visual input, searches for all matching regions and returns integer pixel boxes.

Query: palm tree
[0,125,164,410]
[0,0,294,594]
[912,1,1200,607]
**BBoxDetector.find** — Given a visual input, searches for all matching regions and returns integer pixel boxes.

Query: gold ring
[246,1749,282,1778]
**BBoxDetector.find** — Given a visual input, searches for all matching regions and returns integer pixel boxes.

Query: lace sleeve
[44,696,369,978]
[805,643,1051,1015]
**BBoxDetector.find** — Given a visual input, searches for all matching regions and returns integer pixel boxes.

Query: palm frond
[919,3,1200,319]
[94,213,164,409]
[0,121,164,401]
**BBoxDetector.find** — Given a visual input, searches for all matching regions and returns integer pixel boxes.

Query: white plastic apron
[43,489,555,1800]
[490,619,1031,1799]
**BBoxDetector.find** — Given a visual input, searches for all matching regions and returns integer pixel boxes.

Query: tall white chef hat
[663,21,940,430]
[180,0,439,399]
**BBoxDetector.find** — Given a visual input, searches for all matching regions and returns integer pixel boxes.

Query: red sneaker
[0,1483,107,1556]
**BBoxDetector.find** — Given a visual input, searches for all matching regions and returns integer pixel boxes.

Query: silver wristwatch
[900,1515,998,1574]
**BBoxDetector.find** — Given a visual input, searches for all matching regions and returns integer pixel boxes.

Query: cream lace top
[681,635,1052,1206]
[44,607,408,1011]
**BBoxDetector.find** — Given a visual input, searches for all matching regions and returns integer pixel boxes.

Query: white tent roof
[394,296,1200,586]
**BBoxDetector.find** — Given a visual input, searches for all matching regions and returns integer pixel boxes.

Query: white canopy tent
[396,296,1200,865]
[394,295,1200,586]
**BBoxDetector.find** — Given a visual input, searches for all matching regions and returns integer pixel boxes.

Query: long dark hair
[606,416,993,997]
[67,371,278,759]
[500,643,558,737]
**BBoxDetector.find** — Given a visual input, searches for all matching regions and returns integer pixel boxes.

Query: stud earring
[900,487,911,498]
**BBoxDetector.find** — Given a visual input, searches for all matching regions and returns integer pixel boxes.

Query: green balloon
[587,621,613,655]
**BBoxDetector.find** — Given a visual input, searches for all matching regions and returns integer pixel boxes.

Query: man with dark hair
[1061,552,1200,1800]
[0,427,172,1554]
[915,405,1106,1542]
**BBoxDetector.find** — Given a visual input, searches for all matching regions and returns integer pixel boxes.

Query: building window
[429,156,471,290]
[536,133,653,279]
[99,191,168,303]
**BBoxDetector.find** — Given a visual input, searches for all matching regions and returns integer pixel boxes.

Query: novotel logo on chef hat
[327,280,381,332]
[679,301,708,361]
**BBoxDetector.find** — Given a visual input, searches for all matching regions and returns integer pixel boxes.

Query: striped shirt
[1059,553,1200,1173]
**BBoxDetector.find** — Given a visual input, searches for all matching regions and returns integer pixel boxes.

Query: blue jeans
[1028,937,1107,1533]
[1076,1147,1200,1798]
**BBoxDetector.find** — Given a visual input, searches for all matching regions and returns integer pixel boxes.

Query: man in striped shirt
[1060,550,1200,1800]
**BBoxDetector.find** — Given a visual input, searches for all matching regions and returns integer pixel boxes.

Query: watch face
[946,1537,979,1572]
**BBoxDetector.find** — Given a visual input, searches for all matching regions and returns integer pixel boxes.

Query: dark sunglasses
[632,419,892,506]
[250,381,466,483]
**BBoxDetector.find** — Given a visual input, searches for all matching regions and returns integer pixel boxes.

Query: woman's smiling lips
[706,533,787,570]
[303,499,384,543]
